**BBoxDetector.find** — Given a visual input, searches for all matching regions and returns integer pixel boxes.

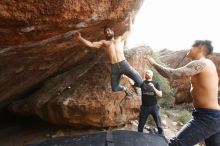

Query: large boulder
[0,0,144,108]
[159,49,220,104]
[9,46,151,127]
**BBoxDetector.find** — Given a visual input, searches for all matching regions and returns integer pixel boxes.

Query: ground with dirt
[0,105,204,146]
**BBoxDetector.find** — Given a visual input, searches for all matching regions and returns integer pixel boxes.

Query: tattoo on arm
[153,64,170,78]
[153,60,207,79]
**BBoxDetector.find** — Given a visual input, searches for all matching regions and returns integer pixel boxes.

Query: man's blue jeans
[138,104,164,135]
[111,60,142,92]
[169,108,220,146]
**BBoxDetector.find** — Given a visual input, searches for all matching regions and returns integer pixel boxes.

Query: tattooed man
[147,40,220,146]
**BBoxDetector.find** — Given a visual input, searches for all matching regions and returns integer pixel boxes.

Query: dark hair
[192,40,213,55]
[103,26,111,31]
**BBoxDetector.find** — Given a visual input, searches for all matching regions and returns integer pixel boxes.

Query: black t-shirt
[140,80,161,106]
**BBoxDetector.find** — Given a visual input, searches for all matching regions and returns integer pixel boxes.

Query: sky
[127,0,220,52]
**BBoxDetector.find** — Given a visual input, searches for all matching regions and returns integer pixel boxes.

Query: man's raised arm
[147,56,207,79]
[121,14,133,41]
[75,32,104,48]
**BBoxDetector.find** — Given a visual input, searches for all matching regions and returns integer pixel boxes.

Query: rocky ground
[0,105,204,146]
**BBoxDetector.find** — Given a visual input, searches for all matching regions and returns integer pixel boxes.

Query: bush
[174,109,192,125]
[146,115,156,126]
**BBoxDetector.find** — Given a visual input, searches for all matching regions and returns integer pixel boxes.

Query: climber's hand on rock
[75,31,81,38]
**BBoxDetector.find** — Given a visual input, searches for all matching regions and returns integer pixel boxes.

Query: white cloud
[128,0,220,52]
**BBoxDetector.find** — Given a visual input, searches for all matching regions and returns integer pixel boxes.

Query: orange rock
[9,46,152,127]
[0,0,143,108]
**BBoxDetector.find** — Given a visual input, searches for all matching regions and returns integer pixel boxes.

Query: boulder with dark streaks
[9,46,151,127]
[0,0,143,108]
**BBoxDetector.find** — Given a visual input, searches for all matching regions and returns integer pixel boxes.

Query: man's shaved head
[145,69,153,80]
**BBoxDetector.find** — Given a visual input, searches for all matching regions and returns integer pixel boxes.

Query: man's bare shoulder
[185,58,218,74]
[205,58,217,69]
[168,59,207,78]
[99,40,110,47]
[185,59,207,72]
[102,39,121,45]
[115,35,125,41]
[187,59,206,66]
[205,58,215,64]
[190,59,216,68]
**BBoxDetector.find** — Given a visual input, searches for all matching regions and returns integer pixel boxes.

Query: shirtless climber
[147,40,220,146]
[75,14,142,94]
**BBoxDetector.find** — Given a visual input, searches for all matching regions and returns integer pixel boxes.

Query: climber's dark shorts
[169,108,220,146]
[111,60,142,92]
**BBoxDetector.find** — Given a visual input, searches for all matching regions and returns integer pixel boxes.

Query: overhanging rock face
[28,130,168,146]
[0,0,144,108]
[9,46,152,127]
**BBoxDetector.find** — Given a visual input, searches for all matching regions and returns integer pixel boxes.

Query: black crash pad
[28,130,168,146]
